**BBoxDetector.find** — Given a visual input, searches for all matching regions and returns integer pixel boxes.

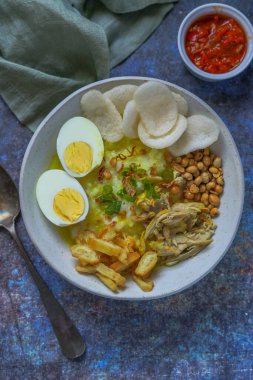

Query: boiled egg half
[36,169,89,226]
[57,116,104,177]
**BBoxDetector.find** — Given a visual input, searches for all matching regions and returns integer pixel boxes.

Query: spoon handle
[7,222,85,360]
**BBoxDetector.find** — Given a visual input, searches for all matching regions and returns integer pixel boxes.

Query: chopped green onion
[105,201,122,215]
[121,163,147,178]
[130,178,137,188]
[142,179,160,199]
[102,185,113,195]
[117,188,135,202]
[97,185,122,215]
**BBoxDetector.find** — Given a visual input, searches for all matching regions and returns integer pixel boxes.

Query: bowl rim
[177,3,253,81]
[19,76,245,301]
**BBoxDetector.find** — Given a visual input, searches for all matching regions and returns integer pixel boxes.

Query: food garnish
[171,148,224,216]
[96,185,122,216]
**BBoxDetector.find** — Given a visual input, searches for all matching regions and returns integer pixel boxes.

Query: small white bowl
[20,77,244,300]
[178,3,253,81]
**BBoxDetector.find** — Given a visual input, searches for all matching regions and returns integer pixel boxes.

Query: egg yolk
[53,188,85,223]
[64,141,93,174]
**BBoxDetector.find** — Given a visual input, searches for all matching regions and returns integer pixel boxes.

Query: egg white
[36,169,89,226]
[57,116,104,177]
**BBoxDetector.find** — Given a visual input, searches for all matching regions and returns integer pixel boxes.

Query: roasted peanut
[181,157,189,167]
[203,156,211,167]
[209,166,219,174]
[186,165,198,174]
[210,207,220,217]
[192,169,200,178]
[213,157,222,168]
[194,193,201,201]
[189,184,199,194]
[170,185,181,195]
[206,182,216,191]
[194,152,203,161]
[197,162,204,171]
[171,147,223,212]
[182,172,193,181]
[199,184,206,193]
[194,176,202,186]
[216,177,224,186]
[203,148,210,156]
[201,172,210,183]
[184,191,195,200]
[173,163,185,173]
[201,193,209,206]
[188,158,195,166]
[209,194,220,207]
[214,184,223,194]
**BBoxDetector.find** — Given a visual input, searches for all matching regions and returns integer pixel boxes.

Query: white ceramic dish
[20,77,244,300]
[178,3,253,81]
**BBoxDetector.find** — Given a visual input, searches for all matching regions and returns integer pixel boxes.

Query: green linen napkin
[0,0,178,132]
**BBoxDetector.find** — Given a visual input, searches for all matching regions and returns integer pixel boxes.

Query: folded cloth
[0,0,178,131]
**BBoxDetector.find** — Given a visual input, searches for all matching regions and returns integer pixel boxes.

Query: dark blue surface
[0,1,253,379]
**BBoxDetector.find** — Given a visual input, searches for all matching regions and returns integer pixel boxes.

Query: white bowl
[20,77,244,300]
[178,3,253,81]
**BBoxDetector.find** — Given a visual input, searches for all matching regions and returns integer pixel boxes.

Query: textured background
[0,0,252,379]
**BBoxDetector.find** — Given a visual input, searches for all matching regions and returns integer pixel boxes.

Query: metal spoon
[0,165,85,359]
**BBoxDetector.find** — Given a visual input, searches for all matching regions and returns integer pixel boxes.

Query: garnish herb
[142,179,160,199]
[105,201,122,215]
[130,178,137,188]
[96,185,122,215]
[117,188,135,202]
[121,163,147,178]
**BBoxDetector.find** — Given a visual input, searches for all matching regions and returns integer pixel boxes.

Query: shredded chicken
[143,202,216,265]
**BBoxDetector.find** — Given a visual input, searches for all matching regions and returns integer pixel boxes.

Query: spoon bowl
[0,166,19,227]
[0,165,85,359]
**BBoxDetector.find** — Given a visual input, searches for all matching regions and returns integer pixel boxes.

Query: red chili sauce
[185,14,247,74]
